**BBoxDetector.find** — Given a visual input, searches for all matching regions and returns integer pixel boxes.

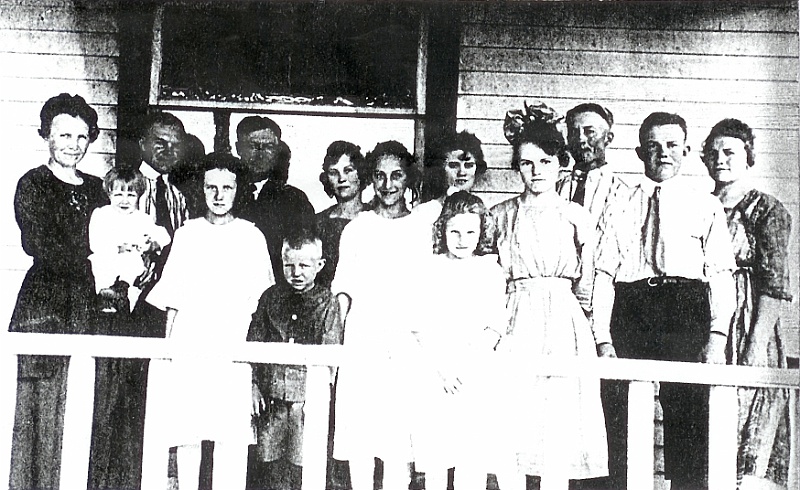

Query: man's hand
[597,343,617,358]
[701,333,727,364]
[251,383,266,416]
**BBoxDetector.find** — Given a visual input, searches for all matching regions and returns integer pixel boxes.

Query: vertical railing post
[141,358,167,490]
[300,365,332,490]
[627,381,655,490]
[707,385,738,489]
[0,352,18,488]
[59,354,96,489]
[789,388,799,490]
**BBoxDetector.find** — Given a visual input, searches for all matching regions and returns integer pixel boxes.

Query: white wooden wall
[456,1,800,357]
[0,0,118,325]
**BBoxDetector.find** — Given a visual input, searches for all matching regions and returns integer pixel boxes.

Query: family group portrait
[0,1,798,490]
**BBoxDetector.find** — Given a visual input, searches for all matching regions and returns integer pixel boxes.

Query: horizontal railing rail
[1,331,798,490]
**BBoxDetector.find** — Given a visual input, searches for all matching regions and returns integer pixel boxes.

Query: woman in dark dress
[702,119,792,489]
[314,141,369,287]
[8,93,107,489]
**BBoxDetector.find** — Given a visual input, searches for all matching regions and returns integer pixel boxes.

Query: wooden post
[148,5,164,106]
[140,359,167,490]
[0,352,17,488]
[301,365,332,490]
[789,388,799,490]
[213,109,232,154]
[59,355,96,490]
[707,385,738,490]
[627,381,655,490]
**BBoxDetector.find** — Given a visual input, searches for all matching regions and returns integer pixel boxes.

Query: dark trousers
[603,280,710,490]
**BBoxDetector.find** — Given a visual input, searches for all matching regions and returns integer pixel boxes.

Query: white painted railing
[1,332,798,490]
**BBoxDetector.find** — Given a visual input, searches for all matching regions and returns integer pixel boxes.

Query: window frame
[147,2,429,118]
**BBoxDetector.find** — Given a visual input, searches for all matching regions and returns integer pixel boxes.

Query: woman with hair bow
[491,101,608,489]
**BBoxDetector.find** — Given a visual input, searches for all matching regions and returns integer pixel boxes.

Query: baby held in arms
[89,167,170,313]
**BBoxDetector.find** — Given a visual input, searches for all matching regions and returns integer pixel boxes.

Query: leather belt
[628,276,702,288]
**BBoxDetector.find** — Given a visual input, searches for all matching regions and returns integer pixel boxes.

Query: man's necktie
[571,168,588,206]
[155,176,174,237]
[642,186,665,275]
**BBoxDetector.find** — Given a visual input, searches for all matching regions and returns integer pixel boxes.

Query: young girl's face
[518,142,560,195]
[204,168,237,217]
[445,212,481,260]
[109,181,139,215]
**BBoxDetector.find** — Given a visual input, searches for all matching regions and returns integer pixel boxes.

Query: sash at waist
[506,276,572,294]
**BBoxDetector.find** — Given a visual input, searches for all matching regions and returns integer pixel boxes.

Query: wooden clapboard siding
[461,48,797,82]
[457,1,800,355]
[470,1,799,33]
[460,96,799,129]
[0,0,119,309]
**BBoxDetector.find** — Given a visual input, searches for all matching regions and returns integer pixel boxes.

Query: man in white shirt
[557,103,626,224]
[138,112,189,238]
[592,112,736,490]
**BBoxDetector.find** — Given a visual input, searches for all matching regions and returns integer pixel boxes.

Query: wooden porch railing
[1,332,798,490]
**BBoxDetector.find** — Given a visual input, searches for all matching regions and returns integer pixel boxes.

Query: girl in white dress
[332,141,427,490]
[492,102,608,488]
[411,191,509,490]
[145,153,274,490]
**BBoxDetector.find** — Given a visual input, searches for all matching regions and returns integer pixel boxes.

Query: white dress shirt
[137,162,187,233]
[593,175,736,336]
[556,162,628,225]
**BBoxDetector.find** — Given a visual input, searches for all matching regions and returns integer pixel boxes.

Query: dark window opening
[159,1,420,109]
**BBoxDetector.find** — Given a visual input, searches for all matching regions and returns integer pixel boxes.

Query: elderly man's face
[236,128,280,181]
[567,111,613,168]
[140,123,184,174]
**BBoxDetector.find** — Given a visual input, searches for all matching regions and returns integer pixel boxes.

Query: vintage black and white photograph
[0,1,798,489]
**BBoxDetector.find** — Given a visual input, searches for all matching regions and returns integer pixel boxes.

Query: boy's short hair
[140,111,185,138]
[236,115,282,141]
[639,112,688,144]
[282,228,323,259]
[104,167,146,197]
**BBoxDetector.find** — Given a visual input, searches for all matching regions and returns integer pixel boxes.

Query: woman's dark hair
[319,141,368,198]
[701,118,756,167]
[430,131,487,176]
[39,93,100,142]
[365,140,420,202]
[510,120,570,170]
[201,152,248,215]
[423,131,488,201]
[433,191,495,256]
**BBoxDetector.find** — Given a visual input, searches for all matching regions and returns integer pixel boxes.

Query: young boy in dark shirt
[247,228,343,490]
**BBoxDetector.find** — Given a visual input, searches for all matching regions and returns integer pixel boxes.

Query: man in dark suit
[235,116,315,282]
